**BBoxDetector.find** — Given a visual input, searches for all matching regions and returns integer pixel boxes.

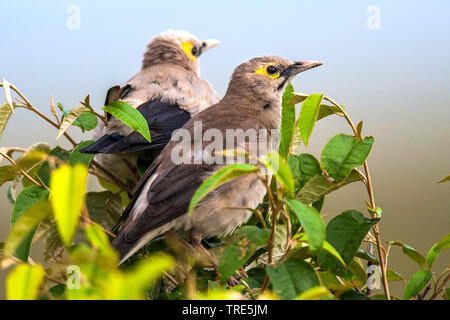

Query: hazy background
[1,0,449,299]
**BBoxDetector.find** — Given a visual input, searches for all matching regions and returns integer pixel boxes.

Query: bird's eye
[191,46,198,57]
[266,66,277,75]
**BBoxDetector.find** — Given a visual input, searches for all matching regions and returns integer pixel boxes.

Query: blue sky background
[0,0,449,297]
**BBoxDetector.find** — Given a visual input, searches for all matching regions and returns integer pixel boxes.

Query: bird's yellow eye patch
[255,64,280,79]
[182,41,196,61]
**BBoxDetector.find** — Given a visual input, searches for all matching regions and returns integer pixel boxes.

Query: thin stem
[324,95,390,299]
[429,274,449,300]
[241,279,257,300]
[91,159,132,194]
[162,271,179,287]
[4,83,77,147]
[80,214,116,238]
[86,109,108,126]
[0,151,44,187]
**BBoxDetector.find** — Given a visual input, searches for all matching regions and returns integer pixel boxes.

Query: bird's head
[142,30,220,74]
[226,56,323,104]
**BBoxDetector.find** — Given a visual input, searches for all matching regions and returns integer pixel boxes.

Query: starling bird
[80,30,220,186]
[111,56,323,264]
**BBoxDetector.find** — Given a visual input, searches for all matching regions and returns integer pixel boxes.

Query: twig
[241,279,257,300]
[0,151,45,188]
[91,159,132,194]
[429,274,449,300]
[5,83,77,147]
[324,95,390,299]
[258,174,279,293]
[80,213,116,238]
[418,284,431,300]
[162,271,179,287]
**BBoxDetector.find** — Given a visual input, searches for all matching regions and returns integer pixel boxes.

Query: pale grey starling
[81,30,220,186]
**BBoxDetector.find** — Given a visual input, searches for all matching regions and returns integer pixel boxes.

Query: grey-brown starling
[111,56,323,263]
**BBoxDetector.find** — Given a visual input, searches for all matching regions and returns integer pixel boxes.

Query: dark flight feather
[111,163,214,259]
[80,99,191,157]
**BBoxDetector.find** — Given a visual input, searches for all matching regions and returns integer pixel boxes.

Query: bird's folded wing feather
[80,99,191,155]
[120,163,215,243]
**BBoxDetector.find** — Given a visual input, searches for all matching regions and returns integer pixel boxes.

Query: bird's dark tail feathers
[79,133,127,154]
[111,232,137,263]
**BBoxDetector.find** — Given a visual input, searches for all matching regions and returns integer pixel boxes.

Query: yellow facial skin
[254,64,281,79]
[182,41,196,61]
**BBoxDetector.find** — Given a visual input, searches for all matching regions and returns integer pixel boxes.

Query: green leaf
[218,226,270,282]
[48,284,66,299]
[0,102,14,141]
[43,222,64,264]
[317,104,344,121]
[348,258,367,287]
[1,144,50,187]
[103,101,151,143]
[289,92,344,121]
[356,249,378,264]
[285,199,324,254]
[5,200,52,257]
[288,92,309,105]
[403,270,433,300]
[437,175,450,183]
[57,103,97,132]
[30,146,70,188]
[188,164,258,214]
[50,164,88,246]
[97,177,130,207]
[85,191,123,230]
[298,93,323,147]
[321,240,346,267]
[388,241,426,269]
[85,224,118,262]
[101,254,174,300]
[340,290,370,300]
[426,233,450,270]
[69,140,95,167]
[296,234,346,267]
[6,264,45,300]
[295,286,332,300]
[75,111,98,132]
[296,169,363,205]
[386,268,405,282]
[278,82,296,158]
[319,210,378,271]
[321,134,374,183]
[10,186,50,261]
[263,152,294,194]
[56,106,90,140]
[267,257,320,299]
[287,153,321,193]
[0,165,17,187]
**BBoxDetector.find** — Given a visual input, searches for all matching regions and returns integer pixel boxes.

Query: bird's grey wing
[119,163,215,243]
[79,99,191,159]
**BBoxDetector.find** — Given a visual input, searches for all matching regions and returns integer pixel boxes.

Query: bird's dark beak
[201,39,220,54]
[281,60,323,78]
